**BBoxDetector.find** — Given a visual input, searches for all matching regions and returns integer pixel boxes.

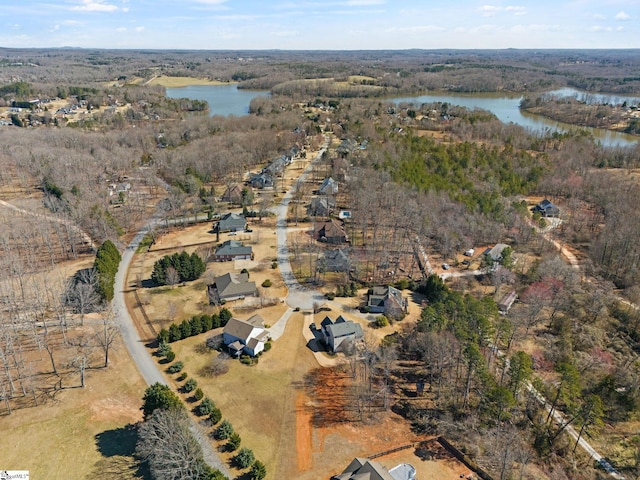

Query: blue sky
[1,0,638,50]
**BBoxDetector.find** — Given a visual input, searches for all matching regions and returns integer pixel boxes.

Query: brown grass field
[0,339,147,479]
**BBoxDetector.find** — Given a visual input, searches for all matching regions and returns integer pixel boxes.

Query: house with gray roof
[213,240,253,262]
[318,176,338,195]
[484,243,509,262]
[223,315,269,357]
[307,197,335,217]
[332,458,416,480]
[208,272,257,304]
[532,198,560,217]
[332,458,395,480]
[216,213,247,232]
[321,316,363,353]
[367,286,408,319]
[249,172,274,189]
[318,248,350,273]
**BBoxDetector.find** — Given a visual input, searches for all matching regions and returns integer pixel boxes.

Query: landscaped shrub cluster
[167,361,184,373]
[157,308,232,344]
[151,251,206,286]
[374,315,389,328]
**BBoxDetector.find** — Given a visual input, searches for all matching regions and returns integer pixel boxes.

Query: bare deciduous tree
[136,408,210,480]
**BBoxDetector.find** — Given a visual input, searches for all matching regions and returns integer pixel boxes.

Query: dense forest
[2,48,640,480]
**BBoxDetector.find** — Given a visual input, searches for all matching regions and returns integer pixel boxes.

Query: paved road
[113,217,231,477]
[113,224,166,386]
[274,138,330,311]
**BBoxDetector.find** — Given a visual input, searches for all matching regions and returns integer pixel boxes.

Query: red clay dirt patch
[294,365,472,479]
[296,392,313,472]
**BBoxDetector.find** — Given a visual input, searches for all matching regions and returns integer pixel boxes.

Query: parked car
[228,232,237,236]
[442,263,450,270]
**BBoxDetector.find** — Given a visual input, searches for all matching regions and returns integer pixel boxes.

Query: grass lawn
[0,344,147,479]
[169,311,315,479]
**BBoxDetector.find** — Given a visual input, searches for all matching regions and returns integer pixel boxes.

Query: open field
[146,76,232,88]
[0,334,147,479]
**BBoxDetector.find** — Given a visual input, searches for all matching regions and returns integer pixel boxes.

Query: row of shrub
[159,347,266,479]
[157,308,232,344]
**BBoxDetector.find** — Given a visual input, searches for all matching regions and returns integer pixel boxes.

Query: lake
[391,88,639,147]
[165,84,270,117]
[167,84,638,147]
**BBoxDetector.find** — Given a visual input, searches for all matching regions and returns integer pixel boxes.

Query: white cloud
[49,24,60,32]
[615,11,630,20]
[480,5,500,16]
[590,25,613,31]
[116,27,126,32]
[617,26,624,31]
[505,6,527,16]
[135,26,144,32]
[70,1,119,12]
[593,13,606,20]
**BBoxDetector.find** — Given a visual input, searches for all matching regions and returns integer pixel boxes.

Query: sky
[0,0,639,50]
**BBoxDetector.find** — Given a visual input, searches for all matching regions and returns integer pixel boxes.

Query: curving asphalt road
[113,217,230,477]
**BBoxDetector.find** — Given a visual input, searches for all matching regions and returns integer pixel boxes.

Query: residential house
[336,138,358,158]
[498,290,517,315]
[367,286,408,319]
[208,272,257,304]
[484,243,509,262]
[222,184,245,204]
[263,155,287,177]
[216,213,247,232]
[332,157,350,181]
[532,198,560,217]
[318,176,339,195]
[249,172,274,189]
[307,197,335,217]
[321,316,363,353]
[316,219,348,244]
[223,315,269,357]
[213,240,253,262]
[319,248,350,273]
[332,458,395,480]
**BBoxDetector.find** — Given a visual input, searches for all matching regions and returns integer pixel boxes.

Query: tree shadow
[93,424,150,479]
[95,424,138,457]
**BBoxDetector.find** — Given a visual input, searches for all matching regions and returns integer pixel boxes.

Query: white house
[223,315,270,357]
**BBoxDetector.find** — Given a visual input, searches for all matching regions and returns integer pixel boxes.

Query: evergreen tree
[249,460,267,480]
[93,240,121,301]
[141,382,183,419]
